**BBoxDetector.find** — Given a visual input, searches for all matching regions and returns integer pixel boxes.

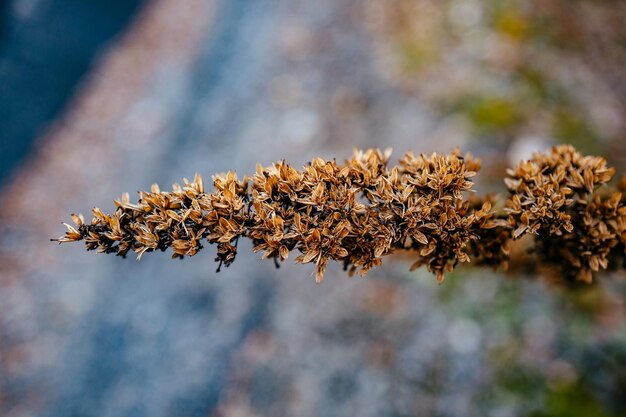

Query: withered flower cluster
[54,145,625,284]
[504,145,625,283]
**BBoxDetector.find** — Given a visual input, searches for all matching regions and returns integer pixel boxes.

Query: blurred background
[0,0,625,416]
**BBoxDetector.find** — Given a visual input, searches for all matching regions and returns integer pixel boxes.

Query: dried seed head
[54,146,624,285]
[504,145,624,282]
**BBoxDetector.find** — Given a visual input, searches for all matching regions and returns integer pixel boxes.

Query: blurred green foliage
[406,265,626,416]
[379,0,624,154]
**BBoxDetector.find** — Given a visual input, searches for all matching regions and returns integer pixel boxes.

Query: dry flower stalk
[54,145,625,284]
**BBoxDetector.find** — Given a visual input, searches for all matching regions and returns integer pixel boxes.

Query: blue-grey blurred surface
[0,0,144,185]
[0,0,625,416]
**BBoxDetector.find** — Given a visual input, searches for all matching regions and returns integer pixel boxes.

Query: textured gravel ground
[1,1,625,416]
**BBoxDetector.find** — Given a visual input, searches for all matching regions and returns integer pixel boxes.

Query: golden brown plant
[504,146,625,283]
[54,145,625,284]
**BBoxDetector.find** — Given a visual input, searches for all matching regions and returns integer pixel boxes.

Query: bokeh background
[1,0,625,416]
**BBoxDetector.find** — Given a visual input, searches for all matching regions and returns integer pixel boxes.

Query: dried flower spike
[54,146,625,285]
